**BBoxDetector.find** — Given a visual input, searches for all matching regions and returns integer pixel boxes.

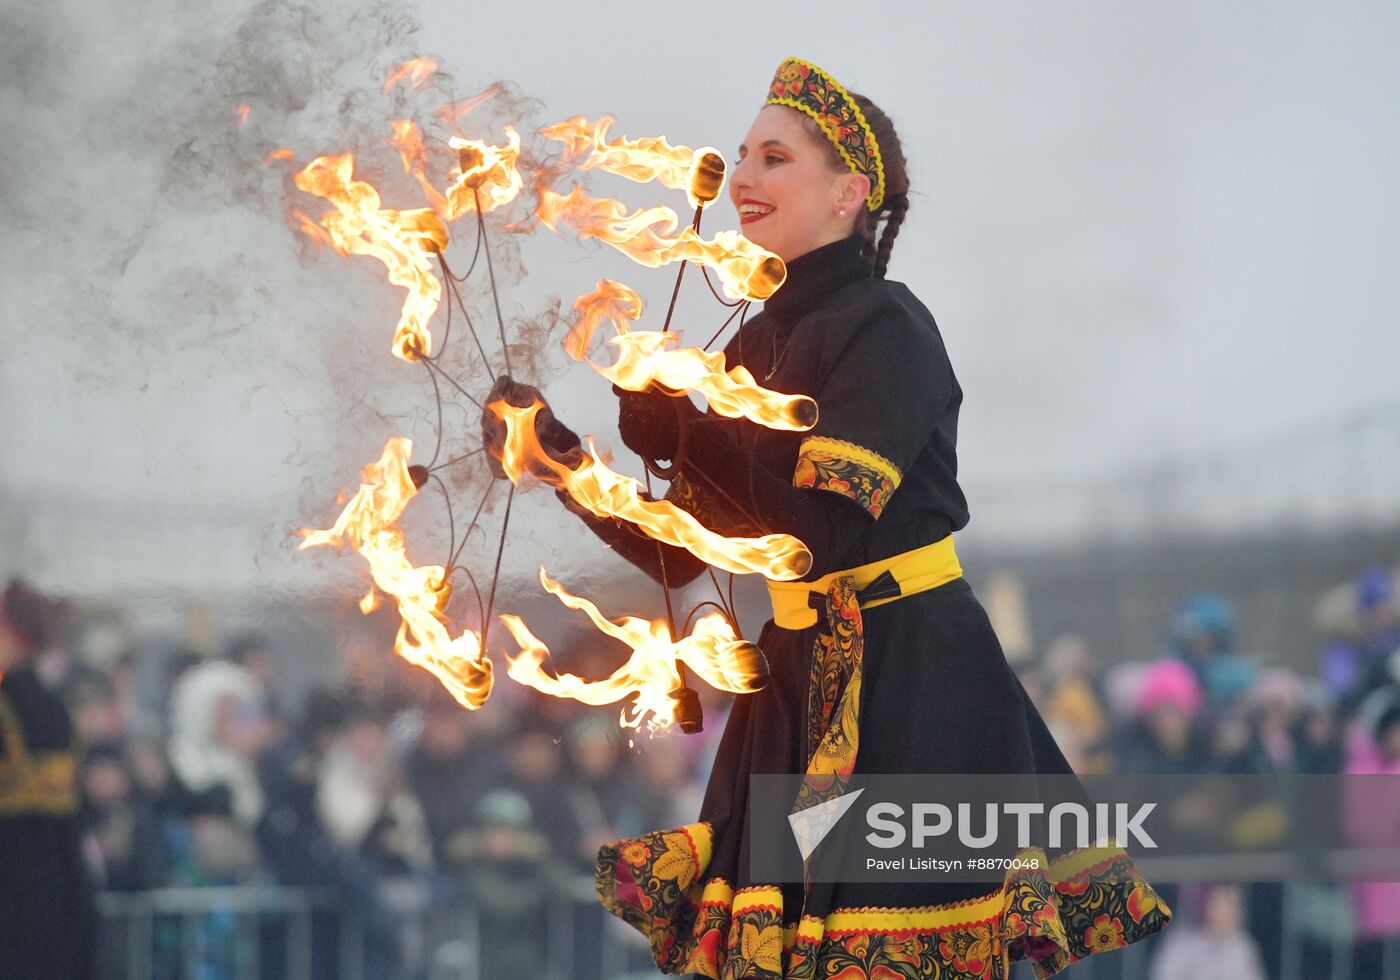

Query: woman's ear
[835,172,871,214]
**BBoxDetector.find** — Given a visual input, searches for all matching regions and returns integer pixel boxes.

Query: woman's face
[729,105,865,262]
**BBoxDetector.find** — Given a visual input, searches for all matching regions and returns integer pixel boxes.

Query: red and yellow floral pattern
[767,57,887,212]
[598,827,1171,979]
[793,435,900,519]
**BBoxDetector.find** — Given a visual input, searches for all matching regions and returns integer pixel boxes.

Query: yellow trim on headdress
[766,57,887,212]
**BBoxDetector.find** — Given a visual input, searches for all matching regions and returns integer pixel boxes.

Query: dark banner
[748,774,1400,883]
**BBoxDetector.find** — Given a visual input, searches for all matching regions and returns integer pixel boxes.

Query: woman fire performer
[485,57,1171,978]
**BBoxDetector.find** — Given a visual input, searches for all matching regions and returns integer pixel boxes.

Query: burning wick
[687,151,726,208]
[671,686,704,734]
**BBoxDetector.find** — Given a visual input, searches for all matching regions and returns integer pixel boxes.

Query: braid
[795,87,912,276]
[873,192,908,279]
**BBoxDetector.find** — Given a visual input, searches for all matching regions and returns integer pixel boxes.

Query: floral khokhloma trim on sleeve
[793,435,900,518]
[767,57,886,211]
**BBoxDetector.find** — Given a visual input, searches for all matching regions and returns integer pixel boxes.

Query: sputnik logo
[788,788,865,861]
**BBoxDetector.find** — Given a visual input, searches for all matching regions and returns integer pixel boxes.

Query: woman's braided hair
[802,92,910,279]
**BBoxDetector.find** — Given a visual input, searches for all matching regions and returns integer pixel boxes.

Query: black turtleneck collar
[761,235,874,323]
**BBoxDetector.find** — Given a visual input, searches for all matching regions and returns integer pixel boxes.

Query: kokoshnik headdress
[766,57,886,212]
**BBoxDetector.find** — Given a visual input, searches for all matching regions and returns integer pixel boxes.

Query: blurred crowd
[2,562,1399,978]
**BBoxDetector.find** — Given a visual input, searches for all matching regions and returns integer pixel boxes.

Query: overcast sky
[2,0,1397,603]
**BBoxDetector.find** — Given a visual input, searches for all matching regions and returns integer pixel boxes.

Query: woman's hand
[615,383,703,462]
[481,375,584,480]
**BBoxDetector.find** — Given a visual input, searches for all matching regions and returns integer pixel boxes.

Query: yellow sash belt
[766,534,963,630]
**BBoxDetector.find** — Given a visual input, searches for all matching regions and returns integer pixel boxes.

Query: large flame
[567,280,817,431]
[292,152,447,360]
[385,120,522,220]
[543,115,726,209]
[500,569,768,731]
[299,438,493,710]
[444,130,523,218]
[537,186,785,302]
[489,398,811,580]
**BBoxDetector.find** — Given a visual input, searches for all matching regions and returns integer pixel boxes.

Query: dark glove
[614,383,703,462]
[482,375,583,481]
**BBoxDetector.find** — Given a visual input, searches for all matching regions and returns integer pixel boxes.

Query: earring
[838,208,846,216]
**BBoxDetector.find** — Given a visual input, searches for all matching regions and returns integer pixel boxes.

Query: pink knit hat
[1133,659,1204,718]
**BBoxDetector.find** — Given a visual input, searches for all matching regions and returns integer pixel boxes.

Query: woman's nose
[730,157,753,192]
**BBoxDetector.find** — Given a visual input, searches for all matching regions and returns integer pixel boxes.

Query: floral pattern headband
[766,57,887,212]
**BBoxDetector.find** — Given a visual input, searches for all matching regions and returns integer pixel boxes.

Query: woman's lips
[739,204,774,226]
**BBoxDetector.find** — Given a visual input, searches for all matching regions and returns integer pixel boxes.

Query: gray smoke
[0,0,600,614]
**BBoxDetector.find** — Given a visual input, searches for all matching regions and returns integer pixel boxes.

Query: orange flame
[537,186,785,301]
[236,104,251,125]
[292,152,447,360]
[489,398,811,580]
[299,438,493,709]
[567,280,818,431]
[265,148,295,163]
[543,115,727,208]
[435,83,505,129]
[388,119,427,174]
[500,569,768,731]
[562,278,641,360]
[384,121,522,219]
[443,130,523,217]
[384,57,439,94]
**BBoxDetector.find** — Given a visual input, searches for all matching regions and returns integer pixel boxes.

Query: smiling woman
[729,70,907,280]
[577,57,1176,979]
[514,56,1176,978]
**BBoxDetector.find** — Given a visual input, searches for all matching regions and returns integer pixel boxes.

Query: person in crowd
[253,685,344,889]
[314,695,431,872]
[65,667,128,747]
[1243,667,1305,773]
[1148,884,1267,980]
[168,659,273,829]
[1114,658,1210,773]
[566,714,653,841]
[406,690,507,860]
[1293,686,1343,774]
[79,741,167,891]
[0,579,98,979]
[315,692,433,975]
[1322,566,1400,710]
[502,722,589,870]
[1342,693,1400,978]
[1039,633,1112,773]
[1169,591,1258,715]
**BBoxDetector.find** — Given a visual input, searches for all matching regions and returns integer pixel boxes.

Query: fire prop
[537,185,784,302]
[566,280,819,431]
[487,398,810,580]
[542,115,726,209]
[283,58,810,731]
[291,153,447,360]
[500,569,769,732]
[298,438,493,710]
